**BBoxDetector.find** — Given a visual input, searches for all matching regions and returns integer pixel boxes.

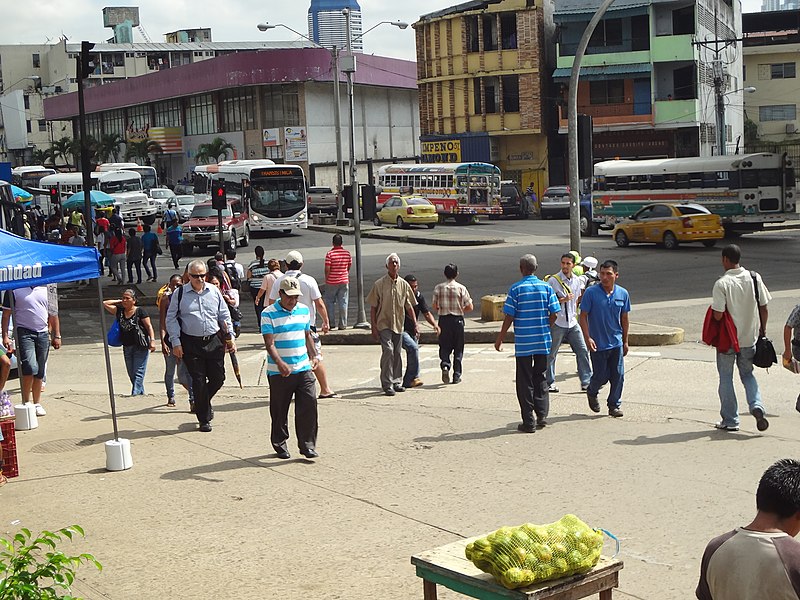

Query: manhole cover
[30,438,97,454]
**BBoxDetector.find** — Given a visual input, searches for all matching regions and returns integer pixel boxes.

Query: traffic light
[211,179,227,211]
[49,186,60,205]
[80,41,96,79]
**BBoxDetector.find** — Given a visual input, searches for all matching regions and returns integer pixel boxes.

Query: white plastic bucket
[104,438,133,471]
[14,404,38,431]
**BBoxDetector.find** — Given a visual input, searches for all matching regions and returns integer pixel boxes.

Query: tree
[744,117,759,145]
[97,133,124,163]
[31,148,53,166]
[195,136,235,164]
[125,139,163,166]
[50,137,73,167]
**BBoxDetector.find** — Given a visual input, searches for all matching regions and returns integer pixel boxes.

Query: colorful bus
[11,166,56,189]
[592,153,798,233]
[377,162,502,223]
[96,163,158,192]
[194,160,307,232]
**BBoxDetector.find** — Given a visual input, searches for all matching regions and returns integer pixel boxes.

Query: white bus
[96,162,158,192]
[194,160,307,232]
[592,153,798,233]
[39,171,156,224]
[11,165,56,189]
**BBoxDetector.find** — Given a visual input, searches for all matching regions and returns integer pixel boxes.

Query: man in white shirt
[546,253,592,394]
[711,244,771,432]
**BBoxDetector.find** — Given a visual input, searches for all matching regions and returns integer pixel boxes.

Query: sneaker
[34,404,46,417]
[452,375,462,384]
[715,421,739,432]
[608,407,624,418]
[383,387,396,397]
[517,423,536,433]
[548,385,559,393]
[587,391,600,413]
[581,384,590,391]
[441,369,450,384]
[410,378,424,388]
[751,407,769,432]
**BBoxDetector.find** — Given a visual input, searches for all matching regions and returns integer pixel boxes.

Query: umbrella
[63,190,116,211]
[10,185,33,202]
[228,350,243,389]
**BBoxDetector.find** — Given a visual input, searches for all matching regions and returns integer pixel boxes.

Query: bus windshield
[133,169,157,191]
[250,176,305,214]
[100,178,143,193]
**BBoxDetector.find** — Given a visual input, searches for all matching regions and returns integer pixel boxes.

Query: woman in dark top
[103,289,156,395]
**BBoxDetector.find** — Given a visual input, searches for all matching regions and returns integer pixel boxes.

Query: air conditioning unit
[786,123,797,134]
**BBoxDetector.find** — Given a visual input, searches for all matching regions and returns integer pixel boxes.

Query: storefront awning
[552,63,652,82]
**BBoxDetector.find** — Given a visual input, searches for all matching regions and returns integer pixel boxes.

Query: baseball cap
[583,256,598,269]
[286,250,303,265]
[279,277,302,296]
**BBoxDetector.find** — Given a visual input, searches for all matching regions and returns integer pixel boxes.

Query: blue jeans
[547,323,592,387]
[123,345,150,395]
[17,327,50,378]
[402,332,419,387]
[143,252,157,280]
[164,352,194,401]
[587,345,624,409]
[717,345,763,426]
[324,283,349,329]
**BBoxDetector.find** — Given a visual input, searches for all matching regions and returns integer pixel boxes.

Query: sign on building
[262,128,280,147]
[421,140,461,163]
[149,127,183,153]
[283,127,308,161]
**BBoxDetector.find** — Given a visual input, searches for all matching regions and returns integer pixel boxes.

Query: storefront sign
[284,127,308,162]
[262,128,280,148]
[421,140,461,163]
[149,127,183,154]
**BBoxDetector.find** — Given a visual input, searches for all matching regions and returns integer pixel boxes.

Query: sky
[0,0,767,62]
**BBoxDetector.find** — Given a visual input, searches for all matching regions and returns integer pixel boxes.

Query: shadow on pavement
[161,454,312,482]
[614,429,759,446]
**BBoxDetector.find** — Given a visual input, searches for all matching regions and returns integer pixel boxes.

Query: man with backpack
[223,249,244,290]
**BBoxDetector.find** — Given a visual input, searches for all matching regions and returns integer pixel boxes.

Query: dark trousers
[515,354,549,426]
[127,258,142,284]
[169,244,182,269]
[268,370,318,454]
[588,345,625,409]
[438,315,465,377]
[143,252,157,280]
[180,334,226,425]
[251,289,265,322]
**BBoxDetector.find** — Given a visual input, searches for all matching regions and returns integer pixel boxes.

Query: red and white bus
[377,162,502,223]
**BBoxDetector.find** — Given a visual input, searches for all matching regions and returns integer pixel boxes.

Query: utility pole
[332,46,346,224]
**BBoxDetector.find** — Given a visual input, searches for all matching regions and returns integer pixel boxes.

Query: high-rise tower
[308,0,363,51]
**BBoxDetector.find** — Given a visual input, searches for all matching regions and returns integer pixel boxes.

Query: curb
[307,224,505,246]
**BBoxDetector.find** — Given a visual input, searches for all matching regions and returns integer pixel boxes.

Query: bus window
[663,174,677,188]
[702,172,717,188]
[758,169,781,187]
[740,170,758,189]
[689,172,703,188]
[676,173,690,189]
[650,174,664,189]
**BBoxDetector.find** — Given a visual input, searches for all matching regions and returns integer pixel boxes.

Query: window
[483,15,498,51]
[221,89,256,131]
[500,13,517,50]
[502,75,519,113]
[262,85,299,129]
[32,53,40,68]
[26,120,31,133]
[466,16,480,52]
[103,109,126,137]
[23,96,30,110]
[38,120,47,132]
[771,62,796,79]
[650,205,672,218]
[473,78,482,113]
[760,104,797,121]
[186,94,217,135]
[111,53,124,67]
[588,18,623,48]
[589,80,624,105]
[483,77,499,113]
[153,99,182,128]
[672,6,695,35]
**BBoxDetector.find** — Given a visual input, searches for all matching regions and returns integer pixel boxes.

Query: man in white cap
[268,250,337,398]
[367,253,417,396]
[261,276,319,459]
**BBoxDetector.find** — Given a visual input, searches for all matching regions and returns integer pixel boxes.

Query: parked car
[374,195,437,229]
[612,203,724,250]
[307,186,337,214]
[540,186,571,219]
[172,195,198,222]
[181,199,250,254]
[149,187,177,217]
[495,180,531,219]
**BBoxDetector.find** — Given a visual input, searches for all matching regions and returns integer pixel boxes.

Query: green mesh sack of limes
[464,515,608,589]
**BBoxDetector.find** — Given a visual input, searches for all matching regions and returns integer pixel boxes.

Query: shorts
[310,328,323,361]
[17,327,50,379]
[792,339,800,361]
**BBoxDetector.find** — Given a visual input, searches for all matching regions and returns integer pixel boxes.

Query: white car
[149,188,177,217]
[173,195,198,222]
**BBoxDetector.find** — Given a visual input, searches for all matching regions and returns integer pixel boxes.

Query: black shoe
[383,387,396,397]
[452,375,462,384]
[276,450,291,459]
[301,449,319,459]
[587,391,601,413]
[441,369,450,384]
[608,407,624,418]
[536,418,548,428]
[517,423,536,433]
[752,407,769,431]
[199,422,212,432]
[393,384,406,393]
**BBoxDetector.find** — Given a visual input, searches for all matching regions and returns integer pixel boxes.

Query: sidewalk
[308,222,506,246]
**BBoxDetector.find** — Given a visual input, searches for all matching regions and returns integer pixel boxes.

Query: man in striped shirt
[495,254,560,433]
[324,234,352,330]
[261,277,320,460]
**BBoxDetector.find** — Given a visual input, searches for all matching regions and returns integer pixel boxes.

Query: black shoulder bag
[751,272,777,369]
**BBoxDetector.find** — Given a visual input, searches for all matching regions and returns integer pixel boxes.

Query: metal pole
[76,49,95,249]
[568,0,616,254]
[332,46,345,223]
[714,60,726,156]
[344,9,369,329]
[96,279,120,441]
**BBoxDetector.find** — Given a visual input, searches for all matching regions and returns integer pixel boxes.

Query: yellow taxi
[374,195,438,229]
[612,203,725,249]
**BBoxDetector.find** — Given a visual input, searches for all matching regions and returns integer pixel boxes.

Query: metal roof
[64,41,312,53]
[418,0,503,23]
[553,63,652,81]
[554,0,650,16]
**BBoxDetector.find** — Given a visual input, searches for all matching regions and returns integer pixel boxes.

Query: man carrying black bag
[711,244,772,432]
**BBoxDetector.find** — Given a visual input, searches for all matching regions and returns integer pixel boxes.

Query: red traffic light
[216,187,224,197]
[49,187,60,202]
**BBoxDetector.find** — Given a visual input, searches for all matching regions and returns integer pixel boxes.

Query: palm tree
[195,136,235,164]
[125,139,163,166]
[97,133,124,163]
[51,137,73,167]
[31,148,53,166]
[70,136,100,169]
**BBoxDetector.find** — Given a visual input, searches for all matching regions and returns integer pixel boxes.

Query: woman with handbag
[103,289,156,396]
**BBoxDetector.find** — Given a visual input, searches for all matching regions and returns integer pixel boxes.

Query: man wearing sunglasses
[166,259,235,432]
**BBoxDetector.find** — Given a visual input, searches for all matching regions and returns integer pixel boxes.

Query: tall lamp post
[257,23,345,221]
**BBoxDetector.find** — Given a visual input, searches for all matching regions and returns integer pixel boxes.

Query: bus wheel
[614,230,630,248]
[663,231,679,250]
[702,239,717,248]
[241,226,250,247]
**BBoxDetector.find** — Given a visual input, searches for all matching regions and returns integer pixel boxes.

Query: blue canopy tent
[0,229,125,452]
[63,190,115,212]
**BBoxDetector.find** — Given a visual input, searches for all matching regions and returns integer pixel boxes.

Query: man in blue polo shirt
[495,254,561,433]
[261,276,320,460]
[579,259,631,418]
